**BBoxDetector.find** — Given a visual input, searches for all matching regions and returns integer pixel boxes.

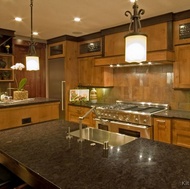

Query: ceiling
[1,0,190,40]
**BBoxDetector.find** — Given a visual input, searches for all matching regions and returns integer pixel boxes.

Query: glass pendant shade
[125,34,147,63]
[26,56,40,71]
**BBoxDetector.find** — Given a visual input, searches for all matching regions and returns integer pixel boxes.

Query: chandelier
[124,0,147,63]
[26,0,40,71]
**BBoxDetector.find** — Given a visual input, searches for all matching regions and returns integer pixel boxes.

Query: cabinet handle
[61,81,66,111]
[156,120,166,123]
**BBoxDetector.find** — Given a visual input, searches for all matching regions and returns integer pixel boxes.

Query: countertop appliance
[94,101,169,139]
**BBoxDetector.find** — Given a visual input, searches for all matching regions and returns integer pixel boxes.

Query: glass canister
[90,88,97,103]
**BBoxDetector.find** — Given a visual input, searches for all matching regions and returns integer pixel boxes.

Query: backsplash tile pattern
[108,64,190,111]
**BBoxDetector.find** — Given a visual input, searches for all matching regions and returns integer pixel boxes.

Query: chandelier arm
[125,11,133,31]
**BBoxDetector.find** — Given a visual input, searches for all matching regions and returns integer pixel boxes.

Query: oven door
[94,118,110,131]
[110,121,152,139]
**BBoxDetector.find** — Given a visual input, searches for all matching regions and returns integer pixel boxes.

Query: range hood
[94,50,175,67]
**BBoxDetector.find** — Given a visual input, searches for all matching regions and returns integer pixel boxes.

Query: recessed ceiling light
[74,17,81,22]
[33,32,38,35]
[15,17,22,22]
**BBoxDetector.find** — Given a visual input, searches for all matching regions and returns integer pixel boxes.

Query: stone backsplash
[95,64,190,111]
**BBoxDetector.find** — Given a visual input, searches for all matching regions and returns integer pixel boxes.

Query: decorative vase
[13,90,28,100]
[90,88,97,103]
[0,59,6,68]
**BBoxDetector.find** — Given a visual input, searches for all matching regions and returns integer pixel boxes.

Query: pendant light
[124,0,147,63]
[26,0,40,71]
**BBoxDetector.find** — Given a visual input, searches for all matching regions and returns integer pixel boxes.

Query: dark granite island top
[0,120,190,189]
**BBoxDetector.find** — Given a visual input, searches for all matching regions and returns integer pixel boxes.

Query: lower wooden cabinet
[0,102,60,130]
[154,117,190,148]
[154,117,171,143]
[172,119,190,148]
[68,105,95,127]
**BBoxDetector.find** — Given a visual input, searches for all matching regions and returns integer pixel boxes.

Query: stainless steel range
[94,101,169,139]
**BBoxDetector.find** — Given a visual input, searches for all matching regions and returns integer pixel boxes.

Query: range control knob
[118,115,124,121]
[143,119,147,123]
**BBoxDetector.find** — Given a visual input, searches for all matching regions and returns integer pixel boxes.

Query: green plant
[11,63,27,91]
[18,78,27,91]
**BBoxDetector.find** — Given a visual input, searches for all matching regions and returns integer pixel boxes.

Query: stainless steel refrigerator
[48,58,65,120]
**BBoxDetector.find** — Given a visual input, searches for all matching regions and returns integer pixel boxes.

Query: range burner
[95,101,169,126]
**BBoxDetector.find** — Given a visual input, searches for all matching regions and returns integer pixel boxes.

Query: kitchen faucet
[78,106,96,142]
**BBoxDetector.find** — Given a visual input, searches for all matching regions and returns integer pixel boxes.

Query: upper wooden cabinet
[104,22,174,64]
[48,41,65,59]
[173,18,190,45]
[173,44,190,89]
[105,31,127,57]
[77,38,102,58]
[78,57,113,87]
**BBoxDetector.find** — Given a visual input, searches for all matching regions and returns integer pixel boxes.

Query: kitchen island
[0,120,190,189]
[0,97,60,130]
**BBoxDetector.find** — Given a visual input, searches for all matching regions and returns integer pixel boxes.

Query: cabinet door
[104,23,169,57]
[78,57,93,86]
[48,42,65,59]
[172,119,190,148]
[154,117,171,143]
[78,57,113,87]
[173,45,190,89]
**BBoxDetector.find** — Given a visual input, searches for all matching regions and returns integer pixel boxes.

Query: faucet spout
[78,106,96,142]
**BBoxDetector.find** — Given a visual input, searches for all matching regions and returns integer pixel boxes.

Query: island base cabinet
[172,119,190,148]
[0,102,60,130]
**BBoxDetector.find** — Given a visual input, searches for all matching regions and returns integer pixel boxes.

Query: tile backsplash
[96,64,190,111]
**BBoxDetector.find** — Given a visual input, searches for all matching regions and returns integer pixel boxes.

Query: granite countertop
[0,120,190,189]
[0,97,60,109]
[70,102,190,120]
[154,109,190,120]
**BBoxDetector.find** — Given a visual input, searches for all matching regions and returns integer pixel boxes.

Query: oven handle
[93,118,110,123]
[110,121,149,129]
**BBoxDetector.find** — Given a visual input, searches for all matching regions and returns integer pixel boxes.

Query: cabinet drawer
[172,119,190,148]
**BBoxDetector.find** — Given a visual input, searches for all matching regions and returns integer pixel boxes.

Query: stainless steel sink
[69,127,136,147]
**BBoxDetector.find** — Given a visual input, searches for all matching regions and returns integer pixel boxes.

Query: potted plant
[11,63,28,100]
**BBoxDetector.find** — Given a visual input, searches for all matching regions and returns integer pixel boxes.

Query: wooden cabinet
[105,31,127,57]
[78,57,113,87]
[77,38,102,57]
[104,22,174,64]
[173,44,190,89]
[68,105,95,127]
[0,102,60,130]
[154,117,171,144]
[0,53,14,82]
[173,18,190,45]
[48,41,65,59]
[47,40,78,121]
[172,119,190,148]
